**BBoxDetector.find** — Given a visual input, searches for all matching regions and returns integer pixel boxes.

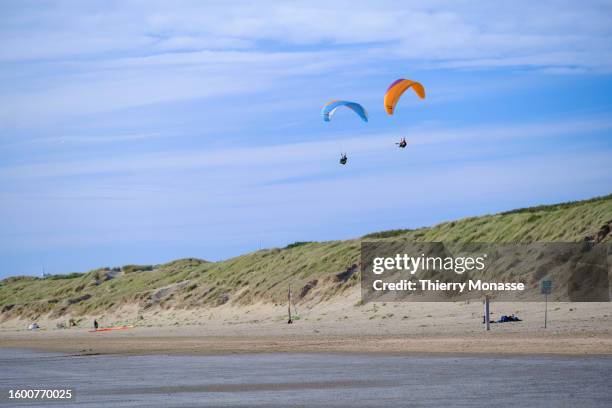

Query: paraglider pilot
[339,153,348,165]
[396,138,407,148]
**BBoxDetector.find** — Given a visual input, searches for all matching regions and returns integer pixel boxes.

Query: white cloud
[1,1,611,127]
[2,1,611,276]
[0,47,363,125]
[2,116,610,181]
[1,1,610,71]
[2,138,610,251]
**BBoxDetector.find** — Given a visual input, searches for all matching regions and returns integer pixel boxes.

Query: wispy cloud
[2,1,610,68]
[2,116,610,181]
[1,1,612,126]
[1,1,611,276]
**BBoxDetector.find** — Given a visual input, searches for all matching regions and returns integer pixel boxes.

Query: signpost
[287,284,293,324]
[484,296,490,331]
[541,279,552,328]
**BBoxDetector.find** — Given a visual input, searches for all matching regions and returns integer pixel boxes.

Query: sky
[1,1,612,278]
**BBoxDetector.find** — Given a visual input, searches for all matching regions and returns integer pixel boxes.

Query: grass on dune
[1,194,610,319]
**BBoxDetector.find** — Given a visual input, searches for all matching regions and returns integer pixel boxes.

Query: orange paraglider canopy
[384,79,425,115]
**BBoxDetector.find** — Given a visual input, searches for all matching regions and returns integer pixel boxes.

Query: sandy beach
[2,290,610,356]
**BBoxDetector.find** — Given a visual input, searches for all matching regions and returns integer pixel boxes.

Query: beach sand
[1,289,611,356]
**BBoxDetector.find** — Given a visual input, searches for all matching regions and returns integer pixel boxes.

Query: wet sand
[1,349,610,407]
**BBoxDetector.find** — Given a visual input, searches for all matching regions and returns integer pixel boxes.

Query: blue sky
[1,1,612,278]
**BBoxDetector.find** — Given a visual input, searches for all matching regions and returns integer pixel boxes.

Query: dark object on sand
[93,319,98,329]
[483,314,522,324]
[498,314,522,323]
[482,316,495,324]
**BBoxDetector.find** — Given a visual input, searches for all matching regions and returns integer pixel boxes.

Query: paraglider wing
[384,79,425,115]
[322,100,368,122]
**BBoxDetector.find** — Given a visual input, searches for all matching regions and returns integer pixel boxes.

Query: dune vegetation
[1,194,610,321]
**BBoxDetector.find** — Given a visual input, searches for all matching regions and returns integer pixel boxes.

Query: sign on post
[541,280,552,295]
[540,279,552,328]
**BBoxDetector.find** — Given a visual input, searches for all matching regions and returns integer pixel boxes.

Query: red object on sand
[88,325,133,333]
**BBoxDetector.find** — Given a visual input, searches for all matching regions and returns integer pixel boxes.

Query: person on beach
[93,319,98,330]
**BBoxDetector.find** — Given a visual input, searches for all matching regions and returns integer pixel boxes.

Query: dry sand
[1,289,611,356]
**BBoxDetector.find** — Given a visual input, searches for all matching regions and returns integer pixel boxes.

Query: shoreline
[2,346,611,360]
